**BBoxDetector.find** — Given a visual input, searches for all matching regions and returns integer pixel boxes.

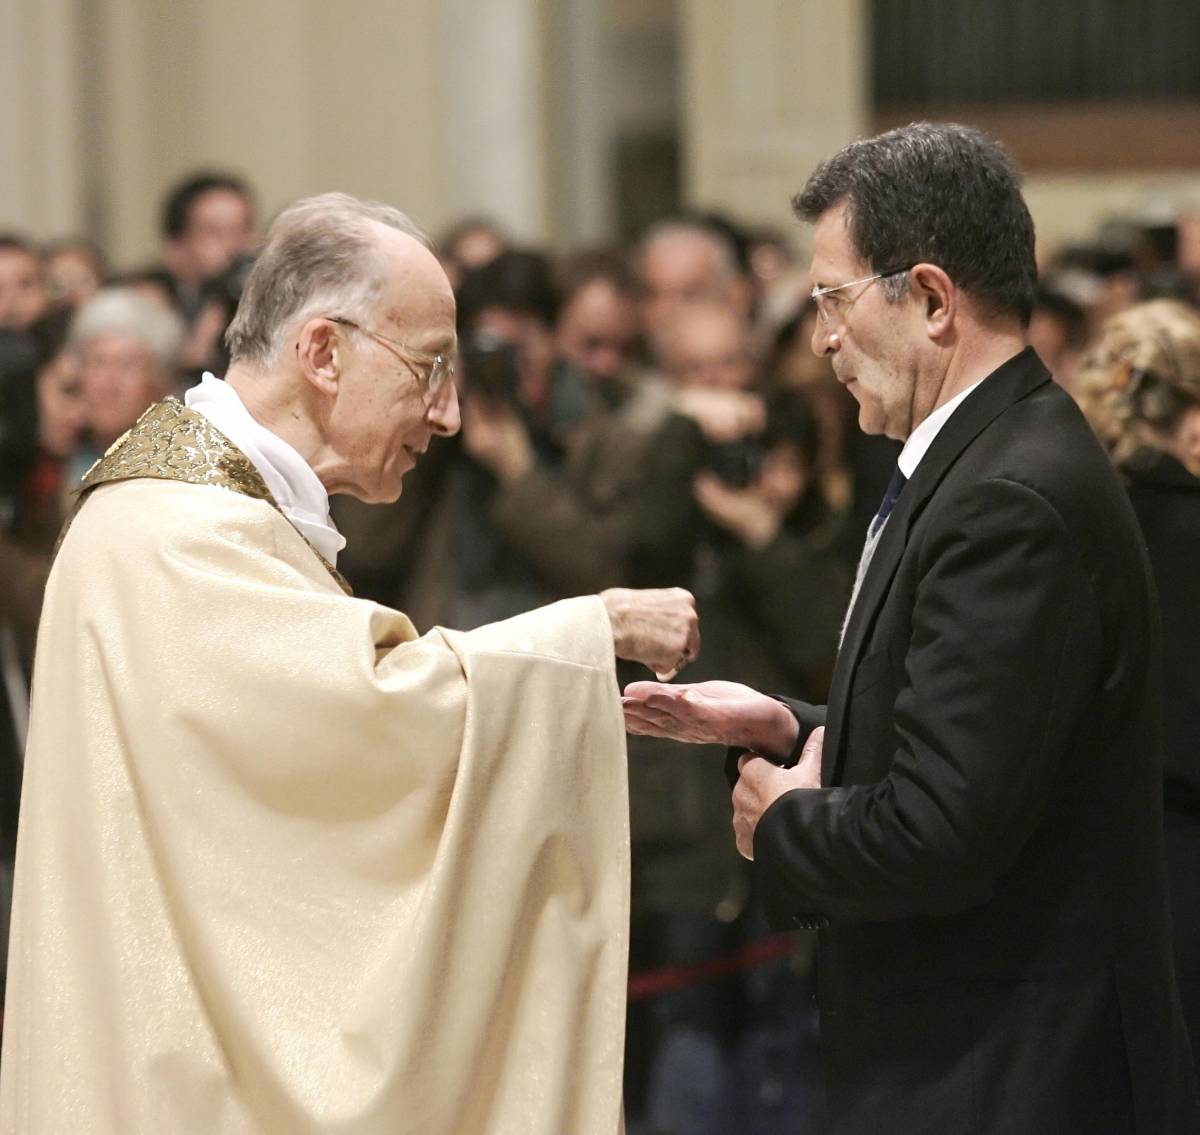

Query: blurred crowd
[2,172,1200,1134]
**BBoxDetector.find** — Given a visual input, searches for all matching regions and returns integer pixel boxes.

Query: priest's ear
[909,263,956,341]
[295,317,342,396]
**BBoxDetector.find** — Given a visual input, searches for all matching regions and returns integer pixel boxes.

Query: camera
[458,331,521,403]
[705,436,766,489]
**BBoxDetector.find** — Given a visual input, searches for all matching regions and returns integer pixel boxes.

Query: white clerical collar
[897,378,985,479]
[184,373,347,566]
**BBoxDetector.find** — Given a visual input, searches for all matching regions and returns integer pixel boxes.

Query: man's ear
[295,318,341,396]
[909,263,955,340]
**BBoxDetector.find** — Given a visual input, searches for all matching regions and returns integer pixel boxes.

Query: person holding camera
[458,252,678,601]
[438,250,597,627]
[634,303,848,687]
[140,172,257,382]
[623,300,847,1134]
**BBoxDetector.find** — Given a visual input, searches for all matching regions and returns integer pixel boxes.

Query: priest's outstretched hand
[599,587,700,679]
[621,679,801,761]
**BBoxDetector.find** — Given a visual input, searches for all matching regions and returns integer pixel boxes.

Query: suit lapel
[823,348,1052,785]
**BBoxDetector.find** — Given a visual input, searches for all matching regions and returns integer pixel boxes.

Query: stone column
[0,0,86,240]
[439,0,556,243]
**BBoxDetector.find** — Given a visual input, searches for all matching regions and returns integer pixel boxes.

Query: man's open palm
[622,680,795,755]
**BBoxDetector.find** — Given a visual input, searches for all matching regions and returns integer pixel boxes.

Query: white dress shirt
[896,378,984,479]
[184,373,347,566]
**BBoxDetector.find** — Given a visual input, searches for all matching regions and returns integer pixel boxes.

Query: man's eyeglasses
[328,316,454,400]
[810,265,914,325]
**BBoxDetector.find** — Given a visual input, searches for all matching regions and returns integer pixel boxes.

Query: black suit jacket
[753,350,1199,1133]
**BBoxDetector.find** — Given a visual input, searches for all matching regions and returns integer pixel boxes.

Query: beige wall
[675,2,1200,261]
[0,0,86,241]
[678,0,868,251]
[4,2,1200,267]
[1025,173,1200,257]
[91,0,465,268]
[0,0,563,269]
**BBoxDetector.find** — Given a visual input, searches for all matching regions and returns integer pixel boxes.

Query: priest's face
[330,229,460,503]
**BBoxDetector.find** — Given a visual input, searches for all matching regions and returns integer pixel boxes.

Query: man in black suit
[623,123,1199,1133]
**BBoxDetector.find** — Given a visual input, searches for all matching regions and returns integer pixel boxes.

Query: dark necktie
[869,467,908,538]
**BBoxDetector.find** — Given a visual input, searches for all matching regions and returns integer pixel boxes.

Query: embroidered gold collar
[72,398,352,594]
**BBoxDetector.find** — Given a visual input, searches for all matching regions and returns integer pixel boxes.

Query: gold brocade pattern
[67,397,352,594]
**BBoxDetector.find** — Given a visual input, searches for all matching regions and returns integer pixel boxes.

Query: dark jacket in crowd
[1127,448,1200,1090]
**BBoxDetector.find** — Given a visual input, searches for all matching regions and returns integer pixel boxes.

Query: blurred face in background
[168,188,254,287]
[661,303,756,391]
[79,332,169,447]
[36,348,86,459]
[45,245,104,310]
[0,246,48,330]
[1177,214,1200,295]
[452,228,505,275]
[555,278,638,384]
[1027,308,1080,390]
[440,225,507,291]
[638,231,731,349]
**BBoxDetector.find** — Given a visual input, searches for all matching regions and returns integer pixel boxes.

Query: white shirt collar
[897,378,985,480]
[184,373,346,566]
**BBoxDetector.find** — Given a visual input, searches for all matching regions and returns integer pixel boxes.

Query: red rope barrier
[627,934,795,1002]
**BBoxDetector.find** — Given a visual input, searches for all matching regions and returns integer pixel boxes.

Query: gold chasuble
[1,402,630,1134]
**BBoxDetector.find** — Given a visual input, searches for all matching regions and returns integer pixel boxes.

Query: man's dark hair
[0,330,40,495]
[436,215,507,264]
[162,172,253,240]
[27,307,74,367]
[1032,286,1088,350]
[794,122,1037,325]
[0,234,38,258]
[556,249,637,306]
[691,211,753,275]
[456,250,560,335]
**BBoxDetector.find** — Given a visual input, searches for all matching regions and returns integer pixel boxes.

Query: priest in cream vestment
[0,194,699,1135]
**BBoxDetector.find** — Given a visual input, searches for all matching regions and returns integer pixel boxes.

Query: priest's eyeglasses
[811,265,914,325]
[328,316,454,400]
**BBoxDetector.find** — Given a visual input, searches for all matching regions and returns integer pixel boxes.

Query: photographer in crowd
[624,299,847,1134]
[142,173,257,381]
[555,250,642,387]
[0,237,48,333]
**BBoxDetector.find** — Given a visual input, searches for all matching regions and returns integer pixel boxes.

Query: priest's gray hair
[69,287,185,372]
[225,192,429,367]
